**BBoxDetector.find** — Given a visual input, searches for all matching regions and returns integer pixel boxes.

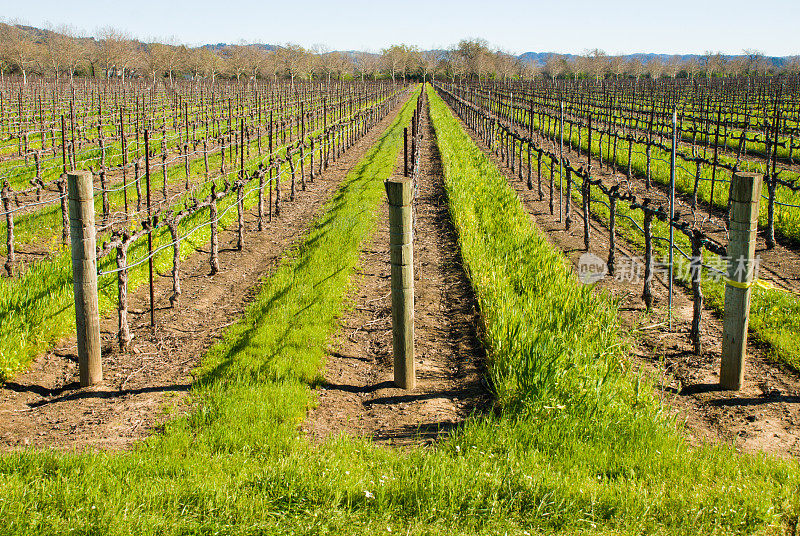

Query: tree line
[1,22,797,85]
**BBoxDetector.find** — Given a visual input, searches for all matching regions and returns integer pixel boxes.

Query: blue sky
[2,0,798,56]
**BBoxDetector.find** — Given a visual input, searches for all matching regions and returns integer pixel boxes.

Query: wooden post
[68,170,103,386]
[720,172,763,390]
[607,192,617,275]
[642,211,654,310]
[116,241,131,351]
[582,178,591,251]
[59,176,69,244]
[690,232,704,356]
[403,128,408,177]
[209,183,220,274]
[168,221,181,306]
[385,176,415,389]
[236,182,244,251]
[2,181,14,277]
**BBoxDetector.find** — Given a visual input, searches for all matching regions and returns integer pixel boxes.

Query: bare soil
[454,101,800,459]
[0,95,411,452]
[304,92,490,447]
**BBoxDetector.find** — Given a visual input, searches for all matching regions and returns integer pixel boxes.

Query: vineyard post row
[64,84,411,386]
[483,76,800,162]
[435,82,762,391]
[388,85,424,390]
[0,81,404,277]
[464,80,800,248]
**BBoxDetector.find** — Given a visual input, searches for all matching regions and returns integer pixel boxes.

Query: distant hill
[203,43,278,52]
[518,51,789,68]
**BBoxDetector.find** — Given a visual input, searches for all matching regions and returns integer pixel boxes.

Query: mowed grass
[0,85,796,536]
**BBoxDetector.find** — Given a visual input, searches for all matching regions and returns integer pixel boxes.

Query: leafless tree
[645,58,664,79]
[542,54,566,80]
[455,38,492,80]
[419,50,439,82]
[147,38,184,85]
[310,44,330,81]
[317,49,350,82]
[743,49,771,75]
[584,49,609,81]
[381,44,417,82]
[221,44,248,82]
[96,27,137,82]
[0,23,41,84]
[241,44,266,81]
[725,56,747,77]
[682,57,700,80]
[608,55,625,79]
[624,58,645,81]
[784,56,800,75]
[278,43,309,87]
[701,50,726,77]
[515,58,536,80]
[182,47,206,81]
[142,42,163,84]
[440,46,466,82]
[201,47,223,83]
[664,55,682,78]
[492,51,517,81]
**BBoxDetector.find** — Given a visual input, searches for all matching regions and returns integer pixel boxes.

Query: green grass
[0,85,797,535]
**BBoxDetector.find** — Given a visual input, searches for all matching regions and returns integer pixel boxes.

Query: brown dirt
[449,97,800,459]
[0,94,412,452]
[304,91,490,447]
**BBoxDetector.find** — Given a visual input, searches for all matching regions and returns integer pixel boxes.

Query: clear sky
[2,0,798,56]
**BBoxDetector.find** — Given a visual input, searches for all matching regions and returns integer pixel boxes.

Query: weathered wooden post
[68,170,103,386]
[2,181,14,277]
[385,176,415,389]
[720,172,763,390]
[403,128,409,177]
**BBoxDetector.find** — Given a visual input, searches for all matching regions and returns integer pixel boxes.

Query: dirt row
[0,91,413,452]
[304,90,489,446]
[452,95,800,459]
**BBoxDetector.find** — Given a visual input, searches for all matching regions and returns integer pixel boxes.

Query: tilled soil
[450,98,800,459]
[0,94,412,452]
[304,91,490,447]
